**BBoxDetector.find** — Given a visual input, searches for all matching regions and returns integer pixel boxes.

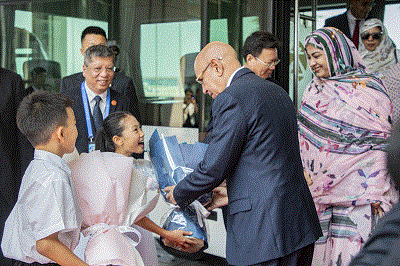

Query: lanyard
[80,82,111,140]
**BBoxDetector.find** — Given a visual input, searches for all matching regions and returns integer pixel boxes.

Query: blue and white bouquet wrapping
[149,130,211,253]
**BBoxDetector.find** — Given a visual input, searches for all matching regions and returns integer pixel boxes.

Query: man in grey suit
[165,42,322,266]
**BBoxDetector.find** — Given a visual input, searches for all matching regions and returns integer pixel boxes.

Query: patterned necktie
[352,19,360,48]
[93,95,103,132]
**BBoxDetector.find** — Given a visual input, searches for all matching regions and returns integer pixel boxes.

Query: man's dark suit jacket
[325,11,374,40]
[349,201,400,266]
[61,78,138,154]
[325,12,352,39]
[173,68,322,265]
[61,71,141,122]
[0,68,33,265]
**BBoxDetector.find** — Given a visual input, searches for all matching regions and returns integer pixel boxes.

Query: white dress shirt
[84,82,108,117]
[347,10,366,37]
[227,66,245,87]
[1,150,82,264]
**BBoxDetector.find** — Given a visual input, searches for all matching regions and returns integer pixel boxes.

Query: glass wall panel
[384,3,400,47]
[136,0,265,128]
[140,20,201,98]
[129,0,201,127]
[1,1,109,93]
[205,0,262,129]
[289,17,314,108]
[242,16,259,43]
[210,19,228,43]
[302,8,346,30]
[14,10,107,77]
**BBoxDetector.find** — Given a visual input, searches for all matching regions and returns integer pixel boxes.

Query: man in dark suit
[0,68,34,265]
[349,122,400,266]
[61,26,140,125]
[243,31,281,80]
[205,31,283,226]
[324,0,375,47]
[165,42,322,266]
[62,70,141,124]
[61,44,134,154]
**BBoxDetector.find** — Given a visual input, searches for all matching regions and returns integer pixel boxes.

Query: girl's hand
[164,185,177,204]
[164,230,196,249]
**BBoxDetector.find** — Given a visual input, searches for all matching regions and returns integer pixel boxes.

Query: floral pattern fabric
[358,19,400,124]
[382,63,400,124]
[298,27,397,266]
[359,19,398,74]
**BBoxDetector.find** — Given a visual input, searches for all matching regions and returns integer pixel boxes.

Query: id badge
[88,138,96,153]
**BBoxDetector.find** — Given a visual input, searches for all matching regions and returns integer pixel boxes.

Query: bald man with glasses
[204,31,281,136]
[165,41,322,266]
[203,31,281,147]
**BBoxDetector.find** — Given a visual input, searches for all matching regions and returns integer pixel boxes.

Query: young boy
[1,90,88,266]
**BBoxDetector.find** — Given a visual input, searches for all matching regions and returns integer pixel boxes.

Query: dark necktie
[93,95,103,132]
[352,19,360,48]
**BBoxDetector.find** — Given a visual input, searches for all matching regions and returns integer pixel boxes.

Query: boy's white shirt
[1,149,82,264]
[63,146,80,165]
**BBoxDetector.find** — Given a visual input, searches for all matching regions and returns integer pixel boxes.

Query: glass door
[202,0,273,131]
[0,0,110,93]
[289,0,317,109]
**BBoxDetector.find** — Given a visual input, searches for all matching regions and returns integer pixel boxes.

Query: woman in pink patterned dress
[298,27,398,266]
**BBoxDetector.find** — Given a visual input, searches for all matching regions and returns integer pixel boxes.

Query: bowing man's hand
[164,185,177,205]
[207,185,228,211]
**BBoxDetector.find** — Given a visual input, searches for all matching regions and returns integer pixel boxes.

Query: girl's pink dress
[70,151,159,266]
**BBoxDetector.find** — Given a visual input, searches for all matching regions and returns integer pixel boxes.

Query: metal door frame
[292,0,317,108]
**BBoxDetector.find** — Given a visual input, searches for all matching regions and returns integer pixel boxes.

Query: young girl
[70,111,195,266]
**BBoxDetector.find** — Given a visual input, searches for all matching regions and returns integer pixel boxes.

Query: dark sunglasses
[361,1,375,8]
[361,32,382,40]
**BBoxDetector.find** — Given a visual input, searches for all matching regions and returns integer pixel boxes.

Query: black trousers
[248,243,315,266]
[12,260,59,266]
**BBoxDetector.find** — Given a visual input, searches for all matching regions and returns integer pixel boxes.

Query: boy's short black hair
[16,90,73,147]
[242,31,281,61]
[81,26,107,43]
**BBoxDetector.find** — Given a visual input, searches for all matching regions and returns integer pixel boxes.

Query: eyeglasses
[87,66,115,75]
[196,57,222,85]
[255,57,281,68]
[361,1,375,8]
[361,32,382,40]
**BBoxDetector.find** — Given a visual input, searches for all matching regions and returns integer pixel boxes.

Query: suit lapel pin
[111,100,117,106]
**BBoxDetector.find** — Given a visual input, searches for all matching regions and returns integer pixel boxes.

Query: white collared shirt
[347,10,366,37]
[1,149,82,264]
[227,66,245,87]
[84,82,108,117]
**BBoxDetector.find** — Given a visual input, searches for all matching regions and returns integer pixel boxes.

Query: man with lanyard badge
[63,44,134,154]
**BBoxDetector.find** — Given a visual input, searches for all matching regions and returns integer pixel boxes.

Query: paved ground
[156,239,229,266]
